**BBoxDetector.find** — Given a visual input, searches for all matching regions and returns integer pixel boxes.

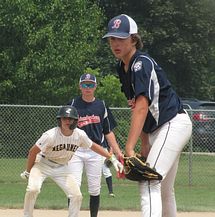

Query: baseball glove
[124,154,162,181]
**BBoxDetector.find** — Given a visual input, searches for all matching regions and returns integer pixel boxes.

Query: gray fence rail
[0,104,215,186]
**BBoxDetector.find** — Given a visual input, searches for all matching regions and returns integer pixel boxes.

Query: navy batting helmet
[57,105,78,130]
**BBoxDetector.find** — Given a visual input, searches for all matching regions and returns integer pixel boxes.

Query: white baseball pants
[139,112,192,217]
[68,148,103,196]
[23,159,82,217]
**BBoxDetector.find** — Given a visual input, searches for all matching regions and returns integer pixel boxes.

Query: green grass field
[0,153,215,211]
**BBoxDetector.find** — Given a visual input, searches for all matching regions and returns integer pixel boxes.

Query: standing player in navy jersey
[103,14,192,217]
[67,73,123,217]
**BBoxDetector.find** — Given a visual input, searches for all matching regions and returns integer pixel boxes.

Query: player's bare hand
[109,154,124,173]
[116,152,124,159]
[20,170,30,180]
[125,148,135,157]
[128,99,135,110]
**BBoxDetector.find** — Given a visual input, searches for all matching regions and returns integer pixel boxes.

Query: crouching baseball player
[20,105,123,217]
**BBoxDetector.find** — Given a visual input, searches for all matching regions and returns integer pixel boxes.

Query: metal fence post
[188,110,193,186]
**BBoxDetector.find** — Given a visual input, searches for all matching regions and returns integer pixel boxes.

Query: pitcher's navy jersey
[68,96,116,147]
[117,50,183,133]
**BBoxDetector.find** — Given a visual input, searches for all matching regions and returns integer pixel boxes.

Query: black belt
[178,109,186,114]
[41,155,59,164]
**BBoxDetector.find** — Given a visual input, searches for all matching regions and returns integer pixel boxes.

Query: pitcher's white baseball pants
[139,112,192,217]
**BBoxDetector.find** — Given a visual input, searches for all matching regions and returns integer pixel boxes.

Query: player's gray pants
[23,161,82,217]
[139,112,192,217]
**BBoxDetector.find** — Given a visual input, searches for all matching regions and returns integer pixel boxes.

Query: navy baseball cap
[102,14,138,39]
[79,73,97,83]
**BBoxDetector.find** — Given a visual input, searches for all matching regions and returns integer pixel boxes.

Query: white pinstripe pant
[139,112,192,217]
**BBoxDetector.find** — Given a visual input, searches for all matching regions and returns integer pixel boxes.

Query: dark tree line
[0,0,214,106]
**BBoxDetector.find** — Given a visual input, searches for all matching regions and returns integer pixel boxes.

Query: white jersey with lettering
[35,127,93,164]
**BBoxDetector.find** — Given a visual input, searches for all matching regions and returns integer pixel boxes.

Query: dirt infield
[1,209,215,217]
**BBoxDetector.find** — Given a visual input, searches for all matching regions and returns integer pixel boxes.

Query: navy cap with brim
[79,73,96,83]
[102,32,130,39]
[102,14,138,39]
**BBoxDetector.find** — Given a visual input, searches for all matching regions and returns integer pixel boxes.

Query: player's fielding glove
[109,154,124,173]
[124,154,162,181]
[20,170,30,180]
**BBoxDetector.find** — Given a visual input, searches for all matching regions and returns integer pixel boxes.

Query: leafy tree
[96,74,127,107]
[1,0,214,106]
[0,0,103,105]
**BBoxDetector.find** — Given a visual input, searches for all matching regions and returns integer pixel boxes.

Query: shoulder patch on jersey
[134,61,142,72]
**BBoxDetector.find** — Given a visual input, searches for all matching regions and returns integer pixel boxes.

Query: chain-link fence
[0,104,215,186]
